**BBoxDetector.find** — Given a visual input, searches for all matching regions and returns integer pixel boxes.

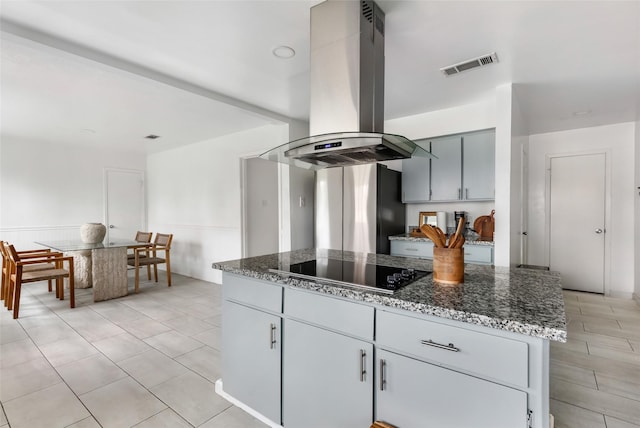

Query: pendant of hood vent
[261,132,433,170]
[259,0,436,170]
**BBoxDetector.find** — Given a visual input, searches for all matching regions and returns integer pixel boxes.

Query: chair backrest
[135,231,153,243]
[154,233,173,249]
[0,241,12,263]
[6,244,20,264]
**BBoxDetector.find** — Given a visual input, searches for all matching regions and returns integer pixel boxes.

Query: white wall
[0,136,146,249]
[510,85,530,266]
[279,119,314,253]
[146,124,289,284]
[635,118,640,301]
[527,122,636,297]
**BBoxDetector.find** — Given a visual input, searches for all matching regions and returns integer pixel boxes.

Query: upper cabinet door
[430,135,463,201]
[462,130,495,200]
[401,139,431,203]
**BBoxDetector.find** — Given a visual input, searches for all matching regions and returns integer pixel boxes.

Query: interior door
[549,153,606,293]
[105,169,145,241]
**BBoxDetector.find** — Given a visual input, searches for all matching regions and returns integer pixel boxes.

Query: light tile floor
[551,290,640,428]
[0,272,267,428]
[1,275,639,427]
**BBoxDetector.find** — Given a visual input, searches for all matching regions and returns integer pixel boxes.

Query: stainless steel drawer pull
[406,248,418,252]
[359,350,367,382]
[269,323,277,349]
[379,359,386,391]
[420,339,460,352]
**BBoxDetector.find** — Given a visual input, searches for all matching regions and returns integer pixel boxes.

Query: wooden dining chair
[6,244,75,319]
[1,241,58,307]
[127,231,153,280]
[127,233,172,293]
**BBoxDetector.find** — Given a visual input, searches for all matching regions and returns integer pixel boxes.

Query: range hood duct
[260,0,433,169]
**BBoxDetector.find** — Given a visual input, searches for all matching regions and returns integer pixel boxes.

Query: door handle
[269,323,277,349]
[359,349,367,382]
[379,359,386,391]
[595,228,603,234]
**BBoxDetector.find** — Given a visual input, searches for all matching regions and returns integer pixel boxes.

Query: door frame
[544,149,611,294]
[103,168,146,242]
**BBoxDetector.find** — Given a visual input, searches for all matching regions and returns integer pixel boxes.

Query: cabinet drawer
[285,288,374,340]
[223,273,283,313]
[376,310,528,388]
[464,245,493,264]
[390,240,433,259]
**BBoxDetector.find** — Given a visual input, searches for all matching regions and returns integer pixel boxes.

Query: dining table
[35,239,149,302]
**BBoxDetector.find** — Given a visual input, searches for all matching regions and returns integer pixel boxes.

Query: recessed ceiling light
[273,46,295,59]
[144,134,160,139]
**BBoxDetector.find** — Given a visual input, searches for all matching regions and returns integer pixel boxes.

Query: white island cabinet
[219,271,555,428]
[220,274,283,425]
[214,248,566,428]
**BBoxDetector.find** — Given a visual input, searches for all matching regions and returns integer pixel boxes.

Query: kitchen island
[212,248,566,428]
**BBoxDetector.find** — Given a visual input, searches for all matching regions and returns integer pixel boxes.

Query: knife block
[433,247,464,285]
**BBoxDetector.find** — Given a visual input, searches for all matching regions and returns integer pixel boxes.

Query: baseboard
[214,379,282,428]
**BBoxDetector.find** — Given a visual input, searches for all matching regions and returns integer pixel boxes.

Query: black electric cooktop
[271,258,430,294]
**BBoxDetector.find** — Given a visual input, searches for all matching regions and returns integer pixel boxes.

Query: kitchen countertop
[212,248,566,342]
[389,233,495,246]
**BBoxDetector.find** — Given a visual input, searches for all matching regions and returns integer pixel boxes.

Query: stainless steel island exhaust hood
[260,0,433,169]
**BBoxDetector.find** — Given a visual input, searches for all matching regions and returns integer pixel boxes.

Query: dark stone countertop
[212,248,566,342]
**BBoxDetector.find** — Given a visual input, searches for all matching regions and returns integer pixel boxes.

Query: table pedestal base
[67,250,93,288]
[92,247,128,302]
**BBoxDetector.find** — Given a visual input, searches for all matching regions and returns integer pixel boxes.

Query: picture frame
[419,211,437,227]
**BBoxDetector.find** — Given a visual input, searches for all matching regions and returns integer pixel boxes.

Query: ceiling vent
[440,52,498,76]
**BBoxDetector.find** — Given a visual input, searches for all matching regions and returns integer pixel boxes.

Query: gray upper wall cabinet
[402,129,495,203]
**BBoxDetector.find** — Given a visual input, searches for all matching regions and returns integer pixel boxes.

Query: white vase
[80,223,107,244]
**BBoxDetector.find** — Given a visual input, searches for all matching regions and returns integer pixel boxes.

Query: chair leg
[166,258,171,287]
[147,265,151,280]
[12,282,21,319]
[134,258,140,293]
[68,271,75,309]
[153,264,158,283]
[7,279,14,310]
[48,279,53,293]
[57,278,64,301]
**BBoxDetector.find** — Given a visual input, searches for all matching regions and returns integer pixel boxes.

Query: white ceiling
[1,1,639,154]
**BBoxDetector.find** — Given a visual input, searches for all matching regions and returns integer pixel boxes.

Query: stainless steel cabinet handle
[595,228,603,234]
[420,339,460,352]
[379,359,386,391]
[269,323,277,349]
[458,188,461,199]
[406,248,418,252]
[359,350,367,382]
[465,188,469,199]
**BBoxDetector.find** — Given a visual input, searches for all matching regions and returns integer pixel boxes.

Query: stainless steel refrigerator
[315,163,405,254]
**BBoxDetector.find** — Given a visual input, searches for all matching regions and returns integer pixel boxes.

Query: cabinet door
[464,245,494,265]
[376,350,528,428]
[389,240,434,259]
[430,135,463,201]
[222,301,281,424]
[283,320,373,428]
[462,130,495,200]
[402,156,431,202]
